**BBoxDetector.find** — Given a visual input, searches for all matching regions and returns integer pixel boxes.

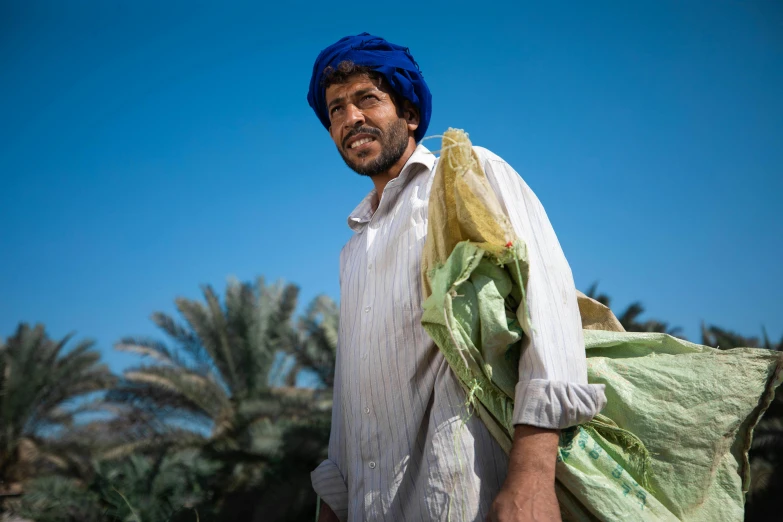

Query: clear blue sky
[2,1,781,375]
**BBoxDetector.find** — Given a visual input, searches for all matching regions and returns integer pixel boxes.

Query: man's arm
[488,425,561,522]
[479,149,606,429]
[478,149,606,521]
[311,459,350,522]
[317,498,340,522]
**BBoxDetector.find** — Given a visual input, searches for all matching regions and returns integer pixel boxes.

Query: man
[307,34,606,522]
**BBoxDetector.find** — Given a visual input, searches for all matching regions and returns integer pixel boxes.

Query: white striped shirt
[312,145,606,521]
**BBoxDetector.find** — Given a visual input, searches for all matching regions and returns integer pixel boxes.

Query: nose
[342,103,365,129]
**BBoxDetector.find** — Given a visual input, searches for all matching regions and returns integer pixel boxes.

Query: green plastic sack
[420,128,783,521]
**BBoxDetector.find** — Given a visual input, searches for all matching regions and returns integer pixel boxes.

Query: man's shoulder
[469,145,537,201]
[470,146,525,183]
[471,145,506,165]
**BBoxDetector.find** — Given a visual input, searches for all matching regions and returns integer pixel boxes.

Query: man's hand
[317,498,340,522]
[487,424,561,522]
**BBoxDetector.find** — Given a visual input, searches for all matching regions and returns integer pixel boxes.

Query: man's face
[325,75,412,177]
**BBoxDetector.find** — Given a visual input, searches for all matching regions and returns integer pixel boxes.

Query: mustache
[343,126,381,148]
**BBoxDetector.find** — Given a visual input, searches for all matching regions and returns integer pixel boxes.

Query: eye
[330,105,343,116]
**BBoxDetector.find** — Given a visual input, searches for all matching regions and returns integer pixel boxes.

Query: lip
[344,133,378,150]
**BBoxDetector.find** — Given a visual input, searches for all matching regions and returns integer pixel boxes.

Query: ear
[403,101,420,133]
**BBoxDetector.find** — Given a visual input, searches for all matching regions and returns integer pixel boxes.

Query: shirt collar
[347,144,436,232]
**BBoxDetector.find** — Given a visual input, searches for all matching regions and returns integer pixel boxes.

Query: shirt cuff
[311,459,349,522]
[512,379,607,429]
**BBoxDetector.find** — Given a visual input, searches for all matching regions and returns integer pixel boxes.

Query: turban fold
[307,33,432,142]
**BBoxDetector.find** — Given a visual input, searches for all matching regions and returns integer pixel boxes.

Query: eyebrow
[327,87,378,110]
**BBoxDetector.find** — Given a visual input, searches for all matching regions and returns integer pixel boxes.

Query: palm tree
[16,449,217,522]
[0,324,116,500]
[285,294,338,388]
[12,474,104,522]
[700,324,760,350]
[106,277,336,520]
[584,283,683,336]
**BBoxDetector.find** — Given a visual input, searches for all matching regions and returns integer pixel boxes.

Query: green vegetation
[0,279,779,521]
[0,324,116,492]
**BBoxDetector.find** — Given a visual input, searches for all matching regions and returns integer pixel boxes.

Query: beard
[337,118,409,177]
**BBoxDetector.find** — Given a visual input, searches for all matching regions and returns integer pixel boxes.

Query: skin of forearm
[504,424,560,488]
[317,499,340,522]
[317,426,559,522]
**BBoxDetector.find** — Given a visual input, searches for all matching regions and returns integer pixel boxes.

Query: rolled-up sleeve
[311,400,349,522]
[479,149,606,429]
[311,458,349,521]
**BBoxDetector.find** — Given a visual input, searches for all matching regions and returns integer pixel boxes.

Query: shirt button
[368,263,373,270]
[364,407,370,414]
[361,353,367,360]
[369,461,376,469]
[364,306,371,313]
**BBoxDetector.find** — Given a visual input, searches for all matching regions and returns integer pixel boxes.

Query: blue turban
[307,33,432,142]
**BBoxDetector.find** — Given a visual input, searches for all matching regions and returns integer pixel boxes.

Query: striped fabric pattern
[312,145,606,521]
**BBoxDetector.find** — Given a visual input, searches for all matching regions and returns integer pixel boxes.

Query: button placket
[359,304,372,463]
[359,221,382,478]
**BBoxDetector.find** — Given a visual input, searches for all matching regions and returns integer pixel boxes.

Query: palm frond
[583,281,611,307]
[116,338,179,366]
[121,365,229,421]
[0,323,115,484]
[701,324,760,349]
[618,302,645,329]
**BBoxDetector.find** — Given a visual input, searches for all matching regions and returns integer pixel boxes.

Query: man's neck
[370,140,418,202]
